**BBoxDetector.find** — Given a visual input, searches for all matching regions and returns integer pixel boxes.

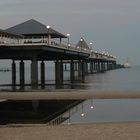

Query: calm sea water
[63,98,140,124]
[62,65,140,123]
[0,62,140,91]
[0,62,140,123]
[84,65,140,91]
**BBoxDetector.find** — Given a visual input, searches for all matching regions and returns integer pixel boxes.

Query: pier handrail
[0,39,91,54]
[0,38,116,61]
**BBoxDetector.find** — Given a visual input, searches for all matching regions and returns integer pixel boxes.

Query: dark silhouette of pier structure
[0,19,117,90]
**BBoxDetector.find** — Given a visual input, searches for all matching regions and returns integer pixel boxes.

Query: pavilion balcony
[0,36,22,45]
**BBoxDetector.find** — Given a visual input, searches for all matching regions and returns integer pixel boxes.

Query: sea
[0,62,140,123]
[63,65,140,124]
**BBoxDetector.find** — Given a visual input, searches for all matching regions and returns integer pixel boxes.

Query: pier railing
[0,38,91,54]
[0,38,116,61]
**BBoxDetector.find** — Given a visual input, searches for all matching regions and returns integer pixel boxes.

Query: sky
[0,0,140,65]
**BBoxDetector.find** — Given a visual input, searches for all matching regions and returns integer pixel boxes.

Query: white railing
[0,36,22,44]
[89,51,116,61]
[0,38,116,61]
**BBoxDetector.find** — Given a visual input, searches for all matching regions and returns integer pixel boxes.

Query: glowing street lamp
[80,38,83,51]
[89,42,93,53]
[67,33,70,48]
[47,25,51,45]
[77,46,80,49]
[80,38,83,41]
[47,25,50,29]
[89,42,93,48]
[90,41,96,52]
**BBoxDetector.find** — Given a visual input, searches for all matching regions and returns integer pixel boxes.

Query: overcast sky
[0,0,140,65]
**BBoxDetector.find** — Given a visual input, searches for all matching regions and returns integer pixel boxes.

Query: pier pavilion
[0,29,22,44]
[0,19,117,90]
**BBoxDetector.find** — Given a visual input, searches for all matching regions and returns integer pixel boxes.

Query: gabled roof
[5,19,67,38]
[0,29,22,38]
[76,38,89,49]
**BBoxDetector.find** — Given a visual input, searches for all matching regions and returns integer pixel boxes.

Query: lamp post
[89,42,93,53]
[89,42,93,45]
[47,25,50,45]
[89,42,93,49]
[67,33,70,49]
[80,38,83,51]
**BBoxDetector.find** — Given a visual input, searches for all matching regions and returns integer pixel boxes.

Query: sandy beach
[0,91,140,139]
[0,122,140,140]
[0,91,140,100]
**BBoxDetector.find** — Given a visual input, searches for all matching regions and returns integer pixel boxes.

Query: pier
[0,19,117,90]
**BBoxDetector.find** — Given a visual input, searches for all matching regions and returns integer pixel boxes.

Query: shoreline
[0,90,140,100]
[0,122,140,140]
[0,120,140,128]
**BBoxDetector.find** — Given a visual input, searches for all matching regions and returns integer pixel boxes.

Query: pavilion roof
[0,29,22,38]
[76,38,90,49]
[5,19,67,38]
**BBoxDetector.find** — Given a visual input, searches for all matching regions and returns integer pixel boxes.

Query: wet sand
[0,91,140,100]
[0,122,140,140]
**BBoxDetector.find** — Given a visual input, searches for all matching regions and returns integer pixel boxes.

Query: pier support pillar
[104,62,107,71]
[97,62,100,72]
[105,62,108,71]
[78,60,85,82]
[64,63,67,71]
[109,63,111,70]
[12,60,16,91]
[19,60,25,90]
[74,62,78,71]
[103,62,106,71]
[90,62,94,74]
[78,60,82,78]
[112,62,114,70]
[93,62,96,72]
[41,61,45,89]
[110,62,113,70]
[95,62,98,72]
[55,60,63,87]
[85,62,88,75]
[31,57,38,89]
[70,60,75,83]
[81,60,86,83]
[107,62,110,70]
[106,62,109,70]
[111,62,113,70]
[101,62,105,72]
[60,61,64,83]
[112,62,116,69]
